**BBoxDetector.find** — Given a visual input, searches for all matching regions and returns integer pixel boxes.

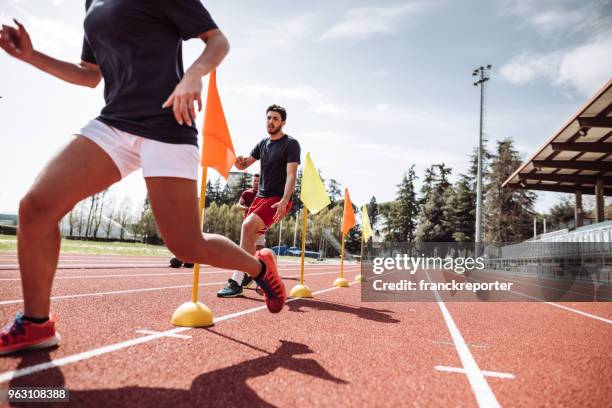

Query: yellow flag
[361,204,373,242]
[300,153,331,214]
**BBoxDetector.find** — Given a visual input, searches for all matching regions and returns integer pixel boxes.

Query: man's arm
[234,156,257,170]
[271,162,298,223]
[0,20,101,87]
[162,29,230,126]
[236,197,248,212]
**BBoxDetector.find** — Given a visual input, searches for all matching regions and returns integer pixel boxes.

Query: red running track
[0,252,610,407]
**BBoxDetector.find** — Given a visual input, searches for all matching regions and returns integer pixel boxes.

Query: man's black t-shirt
[250,135,301,198]
[81,0,218,146]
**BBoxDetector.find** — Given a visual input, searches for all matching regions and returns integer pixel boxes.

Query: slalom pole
[191,166,208,302]
[299,208,308,285]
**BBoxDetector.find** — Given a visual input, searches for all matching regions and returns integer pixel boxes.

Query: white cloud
[232,84,344,116]
[246,13,318,49]
[499,30,612,96]
[320,3,429,40]
[557,34,612,96]
[499,0,608,36]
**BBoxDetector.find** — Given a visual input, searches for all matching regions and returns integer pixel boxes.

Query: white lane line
[0,264,169,270]
[0,282,227,305]
[425,270,501,408]
[468,275,612,325]
[0,278,365,383]
[0,266,361,280]
[0,272,194,281]
[0,327,193,383]
[0,271,345,305]
[435,366,515,379]
[543,301,612,324]
[0,263,358,272]
[134,330,191,339]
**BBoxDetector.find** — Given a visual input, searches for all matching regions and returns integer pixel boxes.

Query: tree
[289,169,303,216]
[135,197,161,244]
[484,139,536,243]
[231,173,252,204]
[415,164,453,242]
[548,195,575,230]
[385,165,419,242]
[326,179,342,205]
[104,196,117,239]
[367,196,378,229]
[116,197,134,241]
[444,175,475,242]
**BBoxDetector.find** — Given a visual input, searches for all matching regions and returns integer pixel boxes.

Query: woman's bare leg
[145,177,261,276]
[18,136,121,318]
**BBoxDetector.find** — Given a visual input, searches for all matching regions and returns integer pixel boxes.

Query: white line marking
[435,366,515,379]
[0,272,194,281]
[0,282,227,305]
[468,275,612,325]
[425,270,500,408]
[134,330,191,339]
[0,263,359,271]
[0,271,345,305]
[41,269,350,281]
[0,278,365,383]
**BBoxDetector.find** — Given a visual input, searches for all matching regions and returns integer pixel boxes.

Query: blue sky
[1,0,611,215]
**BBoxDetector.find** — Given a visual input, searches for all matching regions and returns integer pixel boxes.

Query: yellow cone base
[171,301,214,327]
[333,277,349,287]
[354,274,366,282]
[290,284,313,298]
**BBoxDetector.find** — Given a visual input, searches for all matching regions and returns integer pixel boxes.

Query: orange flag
[201,70,236,179]
[342,188,355,235]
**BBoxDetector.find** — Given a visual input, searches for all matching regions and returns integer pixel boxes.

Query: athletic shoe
[169,257,183,268]
[255,249,286,313]
[0,313,60,356]
[216,279,243,297]
[241,274,254,288]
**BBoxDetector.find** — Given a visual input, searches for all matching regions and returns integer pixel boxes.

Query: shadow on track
[287,298,400,324]
[25,339,346,407]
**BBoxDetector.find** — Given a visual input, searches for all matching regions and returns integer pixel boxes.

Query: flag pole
[299,208,308,285]
[171,164,213,327]
[334,232,349,287]
[191,165,208,302]
[340,235,345,279]
[360,230,364,276]
[290,207,313,298]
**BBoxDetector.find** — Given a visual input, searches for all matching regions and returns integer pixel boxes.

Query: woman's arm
[0,19,101,88]
[162,29,230,126]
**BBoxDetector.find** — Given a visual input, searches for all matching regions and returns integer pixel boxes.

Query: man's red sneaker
[255,249,286,313]
[0,313,60,356]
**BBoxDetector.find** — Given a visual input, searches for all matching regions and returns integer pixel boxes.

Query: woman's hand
[162,70,202,127]
[0,19,34,62]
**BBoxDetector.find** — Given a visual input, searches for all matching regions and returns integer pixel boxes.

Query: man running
[217,105,300,298]
[0,2,285,355]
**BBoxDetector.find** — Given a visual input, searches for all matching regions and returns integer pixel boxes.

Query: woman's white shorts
[76,119,199,180]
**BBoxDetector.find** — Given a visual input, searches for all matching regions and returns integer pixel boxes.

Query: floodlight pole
[472,65,491,245]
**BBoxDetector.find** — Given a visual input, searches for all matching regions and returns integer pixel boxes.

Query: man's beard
[267,125,280,135]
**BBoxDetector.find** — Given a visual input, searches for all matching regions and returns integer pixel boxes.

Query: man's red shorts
[246,196,293,228]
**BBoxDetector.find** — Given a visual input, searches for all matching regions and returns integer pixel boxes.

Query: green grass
[0,234,335,262]
[0,234,171,257]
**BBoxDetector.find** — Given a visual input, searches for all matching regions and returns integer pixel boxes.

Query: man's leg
[18,136,121,318]
[228,214,266,292]
[145,177,286,313]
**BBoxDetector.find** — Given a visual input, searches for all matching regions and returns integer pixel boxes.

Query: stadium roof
[503,79,612,196]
